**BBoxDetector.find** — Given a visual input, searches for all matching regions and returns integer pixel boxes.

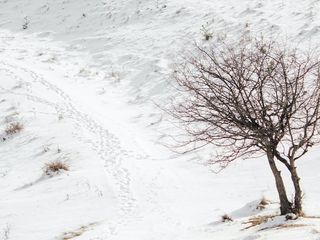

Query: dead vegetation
[44,160,69,176]
[275,223,307,229]
[62,223,97,240]
[259,223,308,231]
[221,214,233,222]
[5,122,24,135]
[242,215,276,230]
[243,214,312,231]
[200,24,213,41]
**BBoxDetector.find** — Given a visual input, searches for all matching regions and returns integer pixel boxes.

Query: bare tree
[170,36,320,216]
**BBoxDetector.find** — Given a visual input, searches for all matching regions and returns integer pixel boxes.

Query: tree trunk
[267,151,293,215]
[290,165,303,216]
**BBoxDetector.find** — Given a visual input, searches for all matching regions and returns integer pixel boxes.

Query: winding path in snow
[0,30,184,240]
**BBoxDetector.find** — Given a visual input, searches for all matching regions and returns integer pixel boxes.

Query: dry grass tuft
[242,215,276,230]
[221,214,233,222]
[63,223,97,240]
[242,213,317,231]
[244,215,310,231]
[5,122,24,135]
[276,223,307,229]
[259,223,308,231]
[44,160,69,176]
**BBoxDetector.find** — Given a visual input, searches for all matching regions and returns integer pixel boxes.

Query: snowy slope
[0,0,320,239]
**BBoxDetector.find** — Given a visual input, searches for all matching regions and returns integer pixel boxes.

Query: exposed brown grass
[259,223,308,231]
[242,215,276,230]
[242,213,318,231]
[5,122,23,135]
[44,160,69,175]
[244,215,312,231]
[276,224,307,229]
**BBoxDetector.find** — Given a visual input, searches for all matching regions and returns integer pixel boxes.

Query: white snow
[0,0,320,239]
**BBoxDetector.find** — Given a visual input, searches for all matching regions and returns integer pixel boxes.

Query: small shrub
[221,214,233,222]
[200,23,213,41]
[22,16,29,30]
[5,122,24,135]
[44,160,69,176]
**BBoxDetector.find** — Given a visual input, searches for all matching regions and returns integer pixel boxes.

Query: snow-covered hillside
[0,0,320,239]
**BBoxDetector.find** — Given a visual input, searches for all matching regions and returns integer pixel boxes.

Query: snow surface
[0,0,320,239]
